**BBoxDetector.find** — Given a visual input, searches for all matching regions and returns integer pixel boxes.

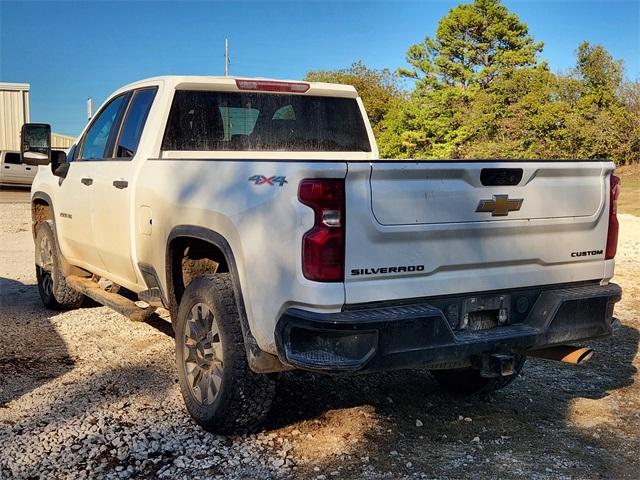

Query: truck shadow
[268,323,639,425]
[2,277,637,478]
[0,278,75,407]
[0,279,173,408]
[265,322,639,478]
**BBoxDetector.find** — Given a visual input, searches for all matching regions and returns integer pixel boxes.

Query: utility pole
[87,97,93,122]
[225,38,230,77]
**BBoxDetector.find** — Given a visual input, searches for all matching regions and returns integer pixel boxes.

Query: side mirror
[21,123,51,166]
[51,150,69,178]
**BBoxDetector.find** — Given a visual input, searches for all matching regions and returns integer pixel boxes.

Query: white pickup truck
[0,150,36,186]
[21,76,621,434]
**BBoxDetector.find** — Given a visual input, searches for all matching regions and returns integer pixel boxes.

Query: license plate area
[460,294,511,331]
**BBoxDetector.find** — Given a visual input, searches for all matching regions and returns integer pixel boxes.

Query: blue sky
[1,0,638,136]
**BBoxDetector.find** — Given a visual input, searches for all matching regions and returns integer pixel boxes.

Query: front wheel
[431,355,526,394]
[35,221,84,310]
[175,273,276,434]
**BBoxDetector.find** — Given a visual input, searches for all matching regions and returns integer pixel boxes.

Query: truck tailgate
[344,161,614,305]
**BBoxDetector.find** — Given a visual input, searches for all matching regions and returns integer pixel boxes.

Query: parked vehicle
[21,76,622,433]
[0,150,36,186]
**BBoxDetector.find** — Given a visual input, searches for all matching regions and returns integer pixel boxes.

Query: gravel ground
[1,203,639,479]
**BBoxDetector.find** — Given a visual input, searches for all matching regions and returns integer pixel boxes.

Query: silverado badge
[476,194,523,217]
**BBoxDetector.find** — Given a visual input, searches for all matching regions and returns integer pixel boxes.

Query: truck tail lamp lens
[235,79,310,93]
[299,179,345,282]
[605,174,621,260]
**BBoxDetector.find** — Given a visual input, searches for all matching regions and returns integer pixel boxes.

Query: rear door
[91,87,157,288]
[344,161,611,305]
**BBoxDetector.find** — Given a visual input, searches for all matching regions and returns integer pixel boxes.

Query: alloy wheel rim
[183,302,224,405]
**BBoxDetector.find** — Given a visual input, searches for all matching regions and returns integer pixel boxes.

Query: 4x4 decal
[248,175,288,187]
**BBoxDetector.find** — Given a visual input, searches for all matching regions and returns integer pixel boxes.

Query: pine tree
[400,0,543,89]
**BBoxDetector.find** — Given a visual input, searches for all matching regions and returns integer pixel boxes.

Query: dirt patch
[0,203,639,479]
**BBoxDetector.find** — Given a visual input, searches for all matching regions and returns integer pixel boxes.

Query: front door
[53,159,105,271]
[61,92,130,274]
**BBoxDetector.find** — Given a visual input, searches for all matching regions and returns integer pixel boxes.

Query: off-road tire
[431,355,526,394]
[175,273,276,434]
[35,221,84,310]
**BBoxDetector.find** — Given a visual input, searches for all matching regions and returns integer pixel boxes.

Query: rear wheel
[431,355,526,394]
[175,273,276,434]
[35,221,84,310]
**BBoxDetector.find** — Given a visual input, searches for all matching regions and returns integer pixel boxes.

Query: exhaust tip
[527,345,594,365]
[564,347,594,365]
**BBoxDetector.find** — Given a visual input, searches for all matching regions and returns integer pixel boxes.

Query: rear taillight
[605,174,621,260]
[299,179,345,282]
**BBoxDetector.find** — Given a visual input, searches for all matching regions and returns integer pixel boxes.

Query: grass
[617,163,640,217]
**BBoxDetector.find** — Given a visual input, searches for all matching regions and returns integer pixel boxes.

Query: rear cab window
[161,91,371,152]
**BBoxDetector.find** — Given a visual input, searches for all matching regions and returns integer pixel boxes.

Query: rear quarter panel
[135,159,347,353]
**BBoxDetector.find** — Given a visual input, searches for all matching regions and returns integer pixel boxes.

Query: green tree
[381,40,639,164]
[382,0,547,159]
[619,80,640,115]
[379,86,475,158]
[459,65,579,159]
[564,43,638,163]
[400,0,543,89]
[575,41,623,105]
[308,3,638,165]
[305,62,404,137]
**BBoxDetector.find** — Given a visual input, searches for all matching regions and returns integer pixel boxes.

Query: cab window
[78,94,128,160]
[115,88,157,158]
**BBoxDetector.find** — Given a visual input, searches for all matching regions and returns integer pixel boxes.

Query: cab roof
[114,76,359,98]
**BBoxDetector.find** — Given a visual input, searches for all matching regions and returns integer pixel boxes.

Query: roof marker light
[235,79,310,93]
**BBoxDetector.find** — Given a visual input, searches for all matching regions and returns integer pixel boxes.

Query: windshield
[162,90,371,152]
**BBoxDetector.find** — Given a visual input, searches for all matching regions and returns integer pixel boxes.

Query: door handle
[81,178,93,186]
[113,180,128,189]
[25,167,31,171]
[4,165,9,169]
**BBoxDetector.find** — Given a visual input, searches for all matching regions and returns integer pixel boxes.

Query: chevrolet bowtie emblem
[476,194,523,216]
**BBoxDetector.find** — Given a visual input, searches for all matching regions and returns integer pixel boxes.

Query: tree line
[305,0,639,164]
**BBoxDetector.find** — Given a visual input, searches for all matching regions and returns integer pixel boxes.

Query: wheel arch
[166,225,287,373]
[166,226,237,316]
[31,191,55,240]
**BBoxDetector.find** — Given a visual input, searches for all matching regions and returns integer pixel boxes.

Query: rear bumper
[274,282,622,373]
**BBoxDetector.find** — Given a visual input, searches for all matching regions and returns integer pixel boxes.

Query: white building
[0,82,76,151]
[0,82,30,151]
